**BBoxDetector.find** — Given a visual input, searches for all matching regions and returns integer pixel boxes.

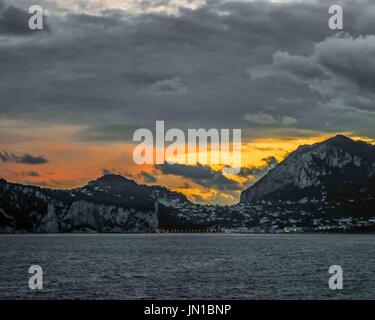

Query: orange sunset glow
[1,0,375,205]
[1,117,374,205]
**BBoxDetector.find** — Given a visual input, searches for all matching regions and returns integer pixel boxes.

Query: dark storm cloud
[0,0,49,35]
[250,33,375,115]
[0,1,32,35]
[156,163,241,191]
[0,151,48,164]
[1,0,375,138]
[19,154,48,164]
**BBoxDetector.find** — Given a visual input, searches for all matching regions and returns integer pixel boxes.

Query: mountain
[240,135,375,212]
[0,174,188,233]
[2,135,375,234]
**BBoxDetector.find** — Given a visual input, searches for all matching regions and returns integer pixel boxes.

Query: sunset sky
[1,0,375,204]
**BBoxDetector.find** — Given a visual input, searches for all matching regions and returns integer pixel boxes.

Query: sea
[0,234,374,299]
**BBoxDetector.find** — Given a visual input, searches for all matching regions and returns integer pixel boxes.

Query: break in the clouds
[10,0,207,16]
[0,151,48,164]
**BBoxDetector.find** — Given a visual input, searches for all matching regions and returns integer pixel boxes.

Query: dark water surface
[0,234,374,299]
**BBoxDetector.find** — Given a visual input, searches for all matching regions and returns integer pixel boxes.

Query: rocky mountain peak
[324,135,375,161]
[326,134,353,143]
[88,174,137,187]
[241,135,375,203]
[86,174,144,195]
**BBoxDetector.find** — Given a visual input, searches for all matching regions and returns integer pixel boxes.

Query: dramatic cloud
[1,0,360,135]
[0,2,33,35]
[2,0,375,203]
[250,34,375,115]
[156,163,241,191]
[0,151,48,164]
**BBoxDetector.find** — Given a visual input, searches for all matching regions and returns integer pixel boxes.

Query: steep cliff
[241,135,375,203]
[0,175,182,233]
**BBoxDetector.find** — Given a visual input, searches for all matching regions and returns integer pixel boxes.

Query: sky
[1,0,375,204]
